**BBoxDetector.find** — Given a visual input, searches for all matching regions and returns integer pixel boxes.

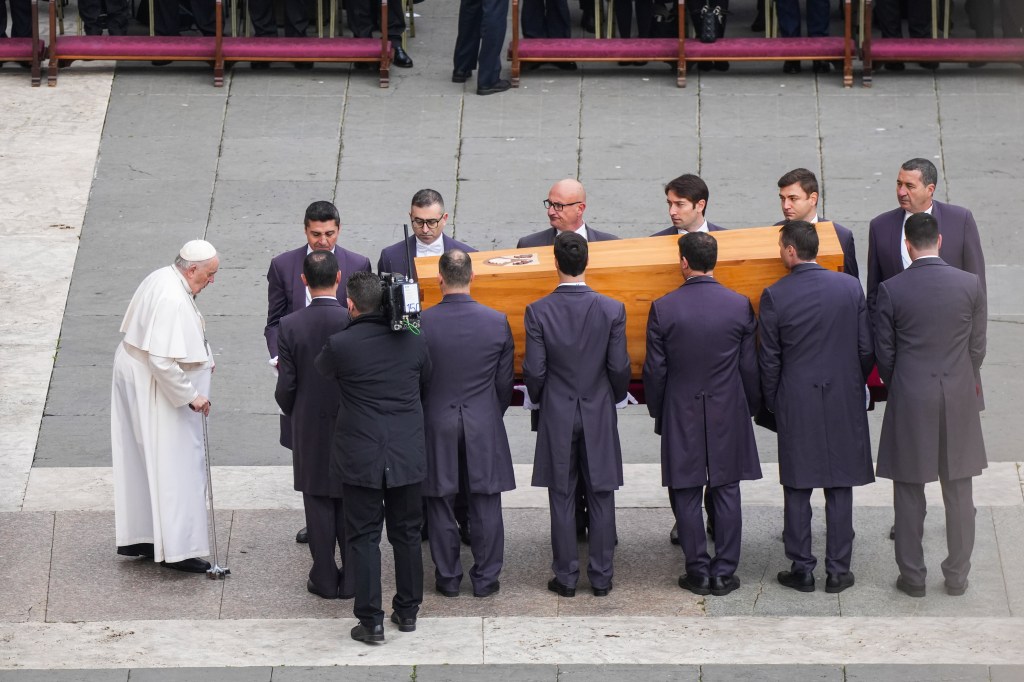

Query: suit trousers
[426,492,504,593]
[248,0,310,37]
[343,481,424,627]
[893,476,975,588]
[548,414,616,589]
[782,486,854,575]
[154,0,216,36]
[348,0,405,44]
[79,0,130,34]
[453,0,509,87]
[776,0,829,37]
[873,0,933,38]
[520,0,570,38]
[1,0,32,37]
[670,482,740,578]
[303,492,355,598]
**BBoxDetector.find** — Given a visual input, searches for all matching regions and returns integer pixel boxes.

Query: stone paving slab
[699,665,844,681]
[843,665,992,681]
[0,512,53,623]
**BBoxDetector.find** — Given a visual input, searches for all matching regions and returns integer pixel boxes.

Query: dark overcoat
[772,220,859,280]
[758,263,874,489]
[874,258,987,484]
[420,293,516,497]
[516,225,619,248]
[524,285,630,494]
[642,276,762,489]
[377,234,478,280]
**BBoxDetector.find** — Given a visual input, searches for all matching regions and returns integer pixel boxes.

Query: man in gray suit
[517,179,619,247]
[377,189,477,281]
[759,221,875,595]
[651,174,727,237]
[421,249,516,599]
[524,232,631,597]
[875,213,987,598]
[644,232,761,597]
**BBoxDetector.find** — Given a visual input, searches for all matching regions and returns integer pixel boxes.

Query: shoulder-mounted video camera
[378,223,422,333]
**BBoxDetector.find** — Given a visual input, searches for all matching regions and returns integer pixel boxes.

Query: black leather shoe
[351,623,385,644]
[783,60,801,74]
[548,578,575,597]
[353,62,371,71]
[713,61,729,72]
[777,570,815,592]
[698,61,713,72]
[678,573,711,596]
[669,522,679,545]
[711,575,741,596]
[296,526,309,544]
[946,579,968,596]
[474,581,500,598]
[553,61,578,71]
[293,61,314,70]
[250,61,270,70]
[882,61,906,72]
[436,584,459,598]
[117,543,155,558]
[592,582,613,597]
[390,612,417,632]
[524,61,543,71]
[896,575,926,598]
[162,558,211,573]
[918,61,939,70]
[825,572,855,594]
[452,70,471,83]
[812,60,832,73]
[151,60,171,66]
[307,579,339,599]
[459,523,472,546]
[477,79,511,95]
[889,524,895,540]
[393,46,413,68]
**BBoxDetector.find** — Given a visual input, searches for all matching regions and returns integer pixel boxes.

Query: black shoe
[151,60,172,66]
[296,526,309,544]
[777,570,815,592]
[967,62,987,69]
[946,579,968,596]
[452,69,472,83]
[783,60,801,74]
[393,46,413,68]
[117,543,155,558]
[669,522,679,545]
[390,612,417,632]
[474,581,500,598]
[825,572,855,594]
[553,62,578,71]
[307,579,339,599]
[918,61,939,70]
[678,574,711,596]
[698,61,713,72]
[750,14,765,32]
[293,61,314,70]
[162,558,212,573]
[477,79,511,95]
[713,61,729,72]
[581,15,595,33]
[889,524,895,540]
[435,584,459,598]
[592,582,613,597]
[351,623,385,644]
[882,61,906,72]
[548,578,576,597]
[250,61,270,70]
[710,575,741,596]
[523,61,543,71]
[896,575,926,598]
[812,60,832,73]
[460,523,472,546]
[353,62,371,71]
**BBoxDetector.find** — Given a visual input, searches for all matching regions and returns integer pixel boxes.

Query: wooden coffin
[415,223,844,379]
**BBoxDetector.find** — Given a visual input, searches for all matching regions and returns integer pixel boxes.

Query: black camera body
[379,272,421,332]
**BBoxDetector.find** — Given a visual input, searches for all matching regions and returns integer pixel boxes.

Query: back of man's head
[346,271,383,314]
[303,250,339,290]
[901,158,938,187]
[779,220,819,261]
[777,168,818,196]
[665,174,710,213]
[554,231,588,276]
[304,200,341,227]
[678,231,717,272]
[905,212,940,249]
[439,249,472,288]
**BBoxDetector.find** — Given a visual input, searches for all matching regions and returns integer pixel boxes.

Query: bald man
[517,179,619,248]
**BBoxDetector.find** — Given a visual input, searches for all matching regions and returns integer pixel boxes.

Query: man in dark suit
[315,271,432,643]
[759,221,875,595]
[651,174,727,238]
[453,0,511,94]
[266,200,372,544]
[348,0,413,68]
[247,0,312,70]
[1,0,31,38]
[644,232,761,597]
[775,168,859,280]
[274,251,354,601]
[517,179,619,248]
[874,213,987,598]
[524,232,630,598]
[377,189,477,280]
[421,249,515,599]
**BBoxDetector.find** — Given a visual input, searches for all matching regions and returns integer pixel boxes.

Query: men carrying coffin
[643,232,761,597]
[421,249,516,599]
[759,221,874,594]
[525,232,630,598]
[775,168,859,279]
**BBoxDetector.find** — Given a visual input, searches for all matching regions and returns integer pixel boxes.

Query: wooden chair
[0,0,45,85]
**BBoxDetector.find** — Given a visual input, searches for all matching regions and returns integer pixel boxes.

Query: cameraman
[315,271,432,645]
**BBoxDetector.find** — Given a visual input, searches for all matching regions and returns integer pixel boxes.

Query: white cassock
[111,265,213,563]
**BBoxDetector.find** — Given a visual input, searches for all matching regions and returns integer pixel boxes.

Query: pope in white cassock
[111,240,220,574]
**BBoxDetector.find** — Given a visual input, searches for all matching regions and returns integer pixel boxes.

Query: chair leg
[47,57,58,86]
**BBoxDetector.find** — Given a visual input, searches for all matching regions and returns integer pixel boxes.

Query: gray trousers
[893,476,975,588]
[670,482,741,578]
[426,492,504,594]
[783,486,854,576]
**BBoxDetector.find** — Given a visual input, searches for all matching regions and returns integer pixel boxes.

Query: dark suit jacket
[772,220,859,280]
[516,225,619,248]
[649,222,727,237]
[421,293,516,497]
[874,258,987,484]
[315,313,432,490]
[643,276,762,489]
[758,263,874,489]
[274,298,350,497]
[377,234,478,280]
[524,285,631,494]
[866,200,985,313]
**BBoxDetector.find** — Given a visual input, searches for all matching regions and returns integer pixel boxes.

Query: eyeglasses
[410,216,444,228]
[543,200,582,212]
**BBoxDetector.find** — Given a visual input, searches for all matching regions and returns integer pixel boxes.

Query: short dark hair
[779,220,819,260]
[904,212,940,249]
[346,271,383,314]
[901,158,938,187]
[678,232,717,272]
[664,174,709,215]
[777,168,819,196]
[303,250,339,290]
[304,200,341,227]
[439,249,472,288]
[411,189,444,209]
[554,231,588,277]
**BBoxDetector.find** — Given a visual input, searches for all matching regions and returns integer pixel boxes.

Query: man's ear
[300,273,308,287]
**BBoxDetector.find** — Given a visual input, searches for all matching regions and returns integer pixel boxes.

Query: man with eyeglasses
[377,189,477,281]
[517,179,619,248]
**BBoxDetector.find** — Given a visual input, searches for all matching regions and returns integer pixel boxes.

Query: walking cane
[201,412,231,579]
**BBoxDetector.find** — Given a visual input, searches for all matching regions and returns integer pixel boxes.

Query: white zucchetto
[179,239,217,262]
